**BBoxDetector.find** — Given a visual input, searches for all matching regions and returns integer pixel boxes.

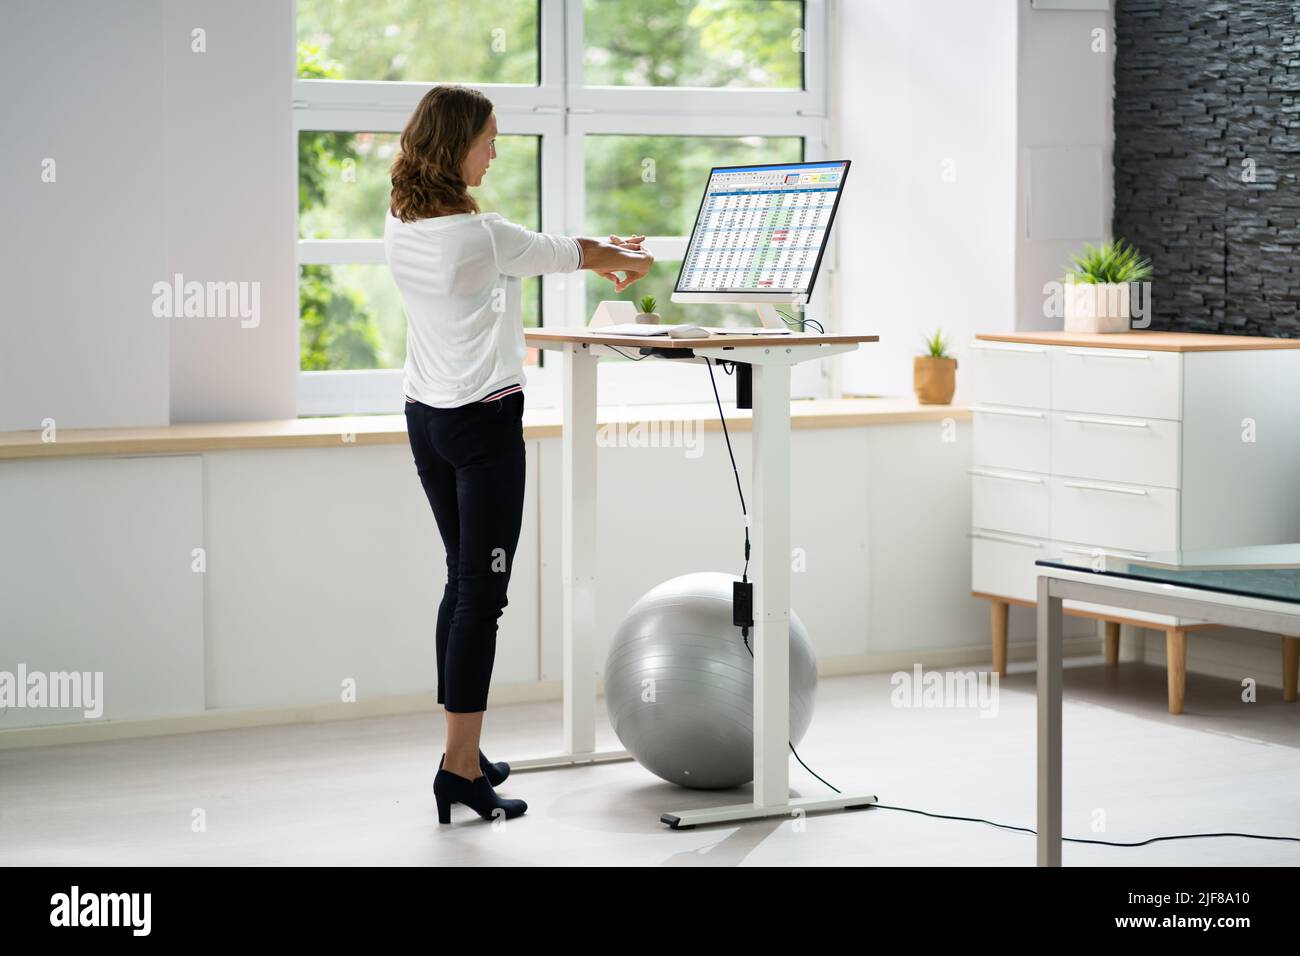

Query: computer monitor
[671,160,850,320]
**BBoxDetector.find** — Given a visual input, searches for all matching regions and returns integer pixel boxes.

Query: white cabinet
[1050,346,1182,419]
[972,405,1050,473]
[970,341,1051,407]
[970,331,1300,696]
[1048,475,1179,554]
[1049,411,1181,488]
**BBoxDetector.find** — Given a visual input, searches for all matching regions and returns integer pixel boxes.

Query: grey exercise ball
[603,571,818,790]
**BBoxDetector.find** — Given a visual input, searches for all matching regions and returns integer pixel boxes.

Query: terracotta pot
[914,356,957,405]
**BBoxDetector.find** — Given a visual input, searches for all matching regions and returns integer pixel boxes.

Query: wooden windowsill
[0,397,968,461]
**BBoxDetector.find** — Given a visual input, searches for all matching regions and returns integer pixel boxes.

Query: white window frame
[294,0,835,416]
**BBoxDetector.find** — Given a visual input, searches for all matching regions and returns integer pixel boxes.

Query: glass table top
[1036,543,1300,606]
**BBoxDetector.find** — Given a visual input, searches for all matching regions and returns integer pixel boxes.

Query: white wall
[0,0,170,431]
[163,1,298,423]
[1015,1,1115,331]
[0,0,297,431]
[833,0,1019,403]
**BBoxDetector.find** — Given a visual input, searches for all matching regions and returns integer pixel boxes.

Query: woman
[385,84,653,825]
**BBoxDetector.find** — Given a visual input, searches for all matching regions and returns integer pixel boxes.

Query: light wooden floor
[2,660,1297,866]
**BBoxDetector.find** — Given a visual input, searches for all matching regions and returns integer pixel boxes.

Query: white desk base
[515,336,878,828]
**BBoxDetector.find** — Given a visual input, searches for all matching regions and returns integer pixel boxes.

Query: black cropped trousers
[404,390,526,713]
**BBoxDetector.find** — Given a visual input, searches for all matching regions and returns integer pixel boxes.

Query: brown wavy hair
[390,85,494,222]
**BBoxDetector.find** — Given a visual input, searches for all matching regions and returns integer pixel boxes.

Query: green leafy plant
[919,328,952,359]
[638,294,657,314]
[1063,237,1153,284]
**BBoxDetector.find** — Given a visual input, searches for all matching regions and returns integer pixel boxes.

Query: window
[298,0,540,84]
[295,0,831,415]
[582,0,803,89]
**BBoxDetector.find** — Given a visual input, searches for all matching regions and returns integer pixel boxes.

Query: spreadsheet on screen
[675,161,849,296]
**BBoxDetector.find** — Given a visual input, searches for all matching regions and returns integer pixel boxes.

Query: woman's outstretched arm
[481,217,654,291]
[574,236,654,292]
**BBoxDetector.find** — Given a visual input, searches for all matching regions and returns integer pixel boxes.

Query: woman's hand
[581,234,652,292]
[605,258,652,292]
[596,235,647,288]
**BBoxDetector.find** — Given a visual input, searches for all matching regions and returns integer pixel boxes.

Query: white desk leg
[1036,574,1063,866]
[563,342,598,756]
[510,342,630,772]
[751,360,793,808]
[661,355,877,827]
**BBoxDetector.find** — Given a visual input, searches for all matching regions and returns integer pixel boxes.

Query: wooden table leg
[992,600,1008,677]
[1104,620,1120,667]
[1166,627,1187,714]
[1284,636,1298,703]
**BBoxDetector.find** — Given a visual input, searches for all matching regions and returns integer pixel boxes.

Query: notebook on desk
[596,323,672,336]
[595,323,792,336]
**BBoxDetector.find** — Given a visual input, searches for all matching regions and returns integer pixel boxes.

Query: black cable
[775,308,824,334]
[867,803,1300,848]
[602,343,650,361]
[701,357,1298,852]
[704,357,749,584]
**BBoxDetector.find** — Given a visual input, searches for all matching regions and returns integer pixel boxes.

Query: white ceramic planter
[1063,281,1131,334]
[634,311,661,324]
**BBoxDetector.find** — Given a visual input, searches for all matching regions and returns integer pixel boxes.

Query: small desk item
[519,325,879,828]
[666,325,709,339]
[596,323,674,336]
[585,323,794,338]
[1033,544,1300,866]
[704,325,792,335]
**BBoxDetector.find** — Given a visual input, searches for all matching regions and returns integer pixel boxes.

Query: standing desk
[514,326,880,828]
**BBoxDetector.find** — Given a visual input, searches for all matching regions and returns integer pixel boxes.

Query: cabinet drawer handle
[1062,480,1149,496]
[1063,348,1150,360]
[968,531,1044,548]
[968,468,1044,484]
[1062,415,1150,429]
[971,405,1045,419]
[1061,545,1149,560]
[970,342,1047,354]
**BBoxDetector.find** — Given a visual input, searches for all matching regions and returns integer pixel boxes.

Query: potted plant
[634,294,660,324]
[1061,237,1153,334]
[915,328,957,405]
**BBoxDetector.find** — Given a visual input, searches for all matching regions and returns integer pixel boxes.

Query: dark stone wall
[1113,0,1300,335]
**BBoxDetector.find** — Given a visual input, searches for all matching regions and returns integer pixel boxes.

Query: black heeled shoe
[433,768,527,824]
[438,750,509,786]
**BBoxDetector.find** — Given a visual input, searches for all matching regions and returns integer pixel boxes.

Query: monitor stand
[754,303,784,329]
